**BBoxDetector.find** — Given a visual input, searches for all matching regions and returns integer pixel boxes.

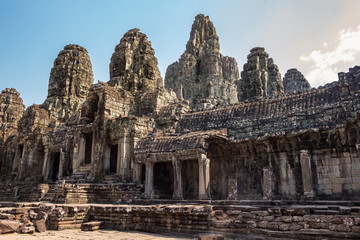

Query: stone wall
[3,201,360,239]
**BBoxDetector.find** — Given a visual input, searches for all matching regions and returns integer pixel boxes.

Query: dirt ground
[0,230,194,240]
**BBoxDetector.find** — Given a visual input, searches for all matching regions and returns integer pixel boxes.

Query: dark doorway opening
[182,160,199,199]
[50,152,60,182]
[19,145,24,158]
[85,133,93,164]
[36,147,45,176]
[140,164,145,184]
[109,144,118,174]
[153,162,173,199]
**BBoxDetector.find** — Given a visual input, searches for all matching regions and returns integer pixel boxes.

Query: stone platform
[1,200,360,239]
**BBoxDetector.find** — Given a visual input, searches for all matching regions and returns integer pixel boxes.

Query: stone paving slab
[0,230,194,240]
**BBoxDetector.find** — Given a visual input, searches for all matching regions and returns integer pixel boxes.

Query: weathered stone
[20,222,35,234]
[165,14,239,109]
[267,222,280,230]
[108,28,162,94]
[279,223,290,231]
[238,47,284,101]
[35,219,46,232]
[283,68,311,93]
[352,226,360,233]
[198,233,225,240]
[42,44,94,123]
[289,223,303,231]
[81,221,101,231]
[0,213,15,220]
[0,88,24,142]
[0,220,20,234]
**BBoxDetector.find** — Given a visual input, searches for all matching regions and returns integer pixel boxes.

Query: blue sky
[1,0,360,107]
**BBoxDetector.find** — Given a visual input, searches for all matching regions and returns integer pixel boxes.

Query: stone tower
[283,68,311,93]
[165,14,239,109]
[108,28,163,94]
[0,88,24,142]
[42,44,94,122]
[239,47,284,101]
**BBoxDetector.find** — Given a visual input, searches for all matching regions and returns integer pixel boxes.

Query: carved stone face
[108,29,163,93]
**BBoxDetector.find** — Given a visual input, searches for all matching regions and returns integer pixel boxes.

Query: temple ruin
[1,14,360,239]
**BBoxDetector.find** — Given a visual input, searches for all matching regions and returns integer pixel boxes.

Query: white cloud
[300,25,360,87]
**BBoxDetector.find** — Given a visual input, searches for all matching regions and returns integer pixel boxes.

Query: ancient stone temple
[1,14,360,239]
[165,14,239,109]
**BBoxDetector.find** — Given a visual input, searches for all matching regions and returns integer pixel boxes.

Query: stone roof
[134,129,227,155]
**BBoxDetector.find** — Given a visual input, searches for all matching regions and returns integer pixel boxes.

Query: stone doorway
[36,147,45,176]
[181,160,199,199]
[49,152,60,182]
[85,132,93,164]
[153,162,173,199]
[109,144,118,174]
[140,164,145,184]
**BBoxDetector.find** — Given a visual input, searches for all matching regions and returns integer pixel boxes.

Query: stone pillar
[78,137,86,165]
[12,145,21,172]
[144,162,154,199]
[198,154,211,200]
[262,167,272,199]
[300,150,314,198]
[103,145,111,173]
[172,157,183,200]
[133,163,142,182]
[72,140,79,173]
[42,147,50,180]
[118,136,130,176]
[58,148,65,180]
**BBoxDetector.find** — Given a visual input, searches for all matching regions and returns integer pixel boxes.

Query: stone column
[300,150,314,198]
[262,167,272,199]
[144,162,154,199]
[198,154,211,200]
[118,136,130,176]
[42,147,50,180]
[12,146,21,172]
[78,137,86,165]
[133,163,142,182]
[58,148,65,181]
[72,141,79,173]
[172,157,183,200]
[103,145,111,173]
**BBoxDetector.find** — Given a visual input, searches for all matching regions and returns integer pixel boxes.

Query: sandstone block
[35,219,46,232]
[198,233,225,240]
[279,223,290,231]
[289,223,303,231]
[0,213,15,220]
[0,220,20,234]
[81,221,102,231]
